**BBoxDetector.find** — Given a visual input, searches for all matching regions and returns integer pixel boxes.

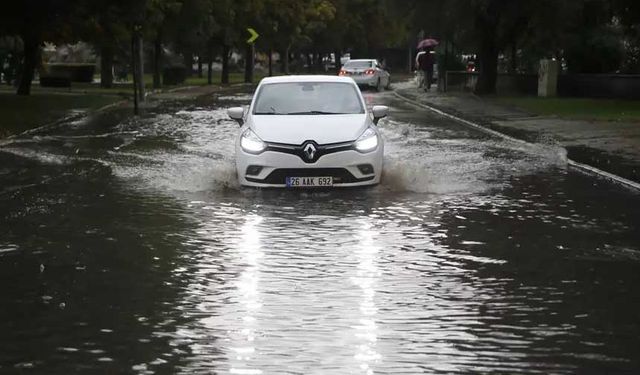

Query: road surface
[1,85,639,374]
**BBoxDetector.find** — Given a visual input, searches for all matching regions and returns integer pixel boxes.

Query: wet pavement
[395,87,640,184]
[1,85,639,374]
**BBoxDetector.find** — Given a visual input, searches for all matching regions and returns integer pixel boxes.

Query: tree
[466,0,544,95]
[614,0,640,72]
[169,0,213,80]
[259,0,308,74]
[145,0,183,88]
[76,0,131,88]
[1,0,78,95]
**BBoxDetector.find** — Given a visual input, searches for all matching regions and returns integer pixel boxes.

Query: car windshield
[344,61,374,69]
[253,82,364,115]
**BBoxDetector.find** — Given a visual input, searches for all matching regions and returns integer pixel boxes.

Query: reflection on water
[0,91,639,373]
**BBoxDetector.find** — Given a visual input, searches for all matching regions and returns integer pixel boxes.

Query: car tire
[376,78,383,92]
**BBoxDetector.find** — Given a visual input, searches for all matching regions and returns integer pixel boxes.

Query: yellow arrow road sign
[247,28,259,44]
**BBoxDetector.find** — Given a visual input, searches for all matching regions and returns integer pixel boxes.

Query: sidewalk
[0,82,254,139]
[148,82,254,101]
[395,87,640,185]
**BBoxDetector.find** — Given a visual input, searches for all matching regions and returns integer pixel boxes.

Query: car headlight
[354,127,378,152]
[240,129,266,154]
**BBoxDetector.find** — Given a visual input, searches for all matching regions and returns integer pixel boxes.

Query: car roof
[259,75,356,84]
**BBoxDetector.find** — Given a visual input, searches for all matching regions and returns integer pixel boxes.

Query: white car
[227,75,387,188]
[338,59,391,91]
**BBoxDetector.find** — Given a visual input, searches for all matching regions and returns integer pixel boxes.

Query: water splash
[378,118,567,194]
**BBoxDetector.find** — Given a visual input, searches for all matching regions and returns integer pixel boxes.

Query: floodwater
[1,85,639,374]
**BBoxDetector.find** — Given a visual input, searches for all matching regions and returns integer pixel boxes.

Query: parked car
[338,59,391,91]
[227,75,387,188]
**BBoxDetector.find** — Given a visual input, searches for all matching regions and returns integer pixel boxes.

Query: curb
[95,99,128,112]
[394,90,640,191]
[148,83,256,99]
[3,98,128,141]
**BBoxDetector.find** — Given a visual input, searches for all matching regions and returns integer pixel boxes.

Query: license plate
[286,176,333,187]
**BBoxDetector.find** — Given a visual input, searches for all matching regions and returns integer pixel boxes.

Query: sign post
[244,28,259,83]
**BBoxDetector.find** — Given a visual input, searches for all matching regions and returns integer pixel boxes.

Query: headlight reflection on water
[230,215,264,375]
[352,218,382,374]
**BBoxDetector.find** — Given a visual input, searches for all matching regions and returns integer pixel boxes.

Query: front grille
[266,140,354,164]
[246,168,375,184]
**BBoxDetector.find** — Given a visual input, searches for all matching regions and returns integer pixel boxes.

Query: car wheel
[376,78,383,92]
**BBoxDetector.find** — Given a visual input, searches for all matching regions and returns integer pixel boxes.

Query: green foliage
[1,0,638,95]
[565,25,625,73]
[495,96,640,121]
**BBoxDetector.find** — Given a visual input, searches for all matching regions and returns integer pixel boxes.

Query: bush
[163,66,186,85]
[565,27,624,73]
[42,63,96,82]
[40,76,71,87]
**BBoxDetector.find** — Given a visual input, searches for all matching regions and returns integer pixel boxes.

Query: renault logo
[303,143,317,160]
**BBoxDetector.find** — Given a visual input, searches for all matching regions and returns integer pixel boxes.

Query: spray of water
[0,98,568,196]
[378,118,567,194]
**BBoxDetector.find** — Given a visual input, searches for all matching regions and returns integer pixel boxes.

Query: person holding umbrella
[416,38,438,92]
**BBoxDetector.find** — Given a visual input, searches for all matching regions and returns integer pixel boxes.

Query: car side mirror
[371,105,388,125]
[227,107,245,126]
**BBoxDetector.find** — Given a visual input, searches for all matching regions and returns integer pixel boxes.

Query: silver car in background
[339,59,391,91]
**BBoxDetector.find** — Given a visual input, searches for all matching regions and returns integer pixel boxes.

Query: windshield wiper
[286,111,348,115]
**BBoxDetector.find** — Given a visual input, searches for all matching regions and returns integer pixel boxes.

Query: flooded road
[1,85,639,374]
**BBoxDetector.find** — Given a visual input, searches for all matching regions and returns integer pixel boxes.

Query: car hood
[250,114,369,145]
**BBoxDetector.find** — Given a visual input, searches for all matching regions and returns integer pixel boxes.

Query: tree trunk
[268,48,273,76]
[207,41,214,85]
[17,32,40,96]
[315,52,323,72]
[442,40,449,92]
[306,53,313,73]
[153,36,162,89]
[334,49,342,74]
[131,33,138,114]
[474,0,501,96]
[475,37,499,95]
[244,43,254,83]
[282,46,290,74]
[184,52,193,77]
[197,54,203,78]
[509,43,517,74]
[100,43,114,89]
[221,44,230,84]
[133,31,145,103]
